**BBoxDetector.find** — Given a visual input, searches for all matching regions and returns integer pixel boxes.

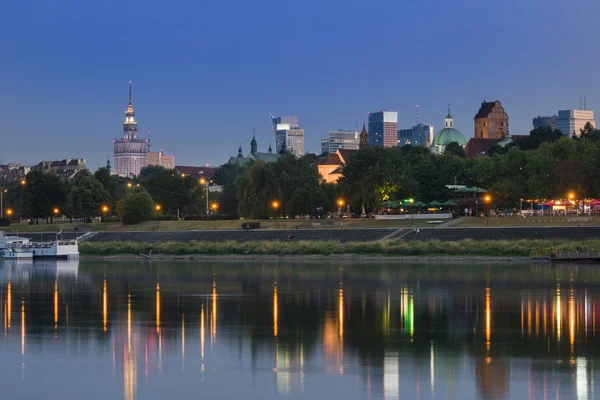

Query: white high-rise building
[270,114,305,157]
[113,82,148,177]
[557,109,595,138]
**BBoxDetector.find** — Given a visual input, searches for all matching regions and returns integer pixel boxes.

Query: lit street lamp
[199,178,212,216]
[101,205,109,222]
[271,200,280,228]
[337,199,345,217]
[484,195,492,226]
[155,204,162,230]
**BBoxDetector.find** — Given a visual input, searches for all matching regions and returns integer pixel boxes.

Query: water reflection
[2,260,600,399]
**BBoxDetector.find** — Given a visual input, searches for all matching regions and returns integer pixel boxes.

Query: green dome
[432,128,467,147]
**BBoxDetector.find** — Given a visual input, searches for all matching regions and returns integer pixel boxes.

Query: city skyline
[1,0,600,170]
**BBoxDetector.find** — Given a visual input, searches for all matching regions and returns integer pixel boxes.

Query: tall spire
[238,143,243,157]
[250,128,258,156]
[129,81,132,105]
[445,105,454,129]
[359,122,369,150]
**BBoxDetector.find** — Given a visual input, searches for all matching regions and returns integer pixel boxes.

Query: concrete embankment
[78,226,600,244]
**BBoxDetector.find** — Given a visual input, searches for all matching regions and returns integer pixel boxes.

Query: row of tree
[7,124,600,223]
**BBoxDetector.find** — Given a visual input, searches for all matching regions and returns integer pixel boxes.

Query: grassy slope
[79,239,600,257]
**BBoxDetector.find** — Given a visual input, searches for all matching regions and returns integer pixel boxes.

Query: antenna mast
[416,104,420,125]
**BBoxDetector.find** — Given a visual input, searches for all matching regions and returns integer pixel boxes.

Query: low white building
[557,109,595,138]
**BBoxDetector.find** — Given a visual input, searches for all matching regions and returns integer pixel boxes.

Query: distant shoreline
[81,254,535,263]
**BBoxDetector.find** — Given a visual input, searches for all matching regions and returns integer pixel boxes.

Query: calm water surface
[0,260,599,400]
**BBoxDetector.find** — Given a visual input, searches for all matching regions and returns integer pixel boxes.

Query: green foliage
[116,191,156,225]
[138,165,200,215]
[21,170,67,222]
[443,142,467,158]
[65,174,111,220]
[213,163,247,185]
[237,154,332,218]
[514,126,563,150]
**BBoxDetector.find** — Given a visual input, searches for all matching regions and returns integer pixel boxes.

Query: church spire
[250,128,258,155]
[445,105,454,128]
[238,143,243,157]
[359,121,369,150]
[268,142,272,154]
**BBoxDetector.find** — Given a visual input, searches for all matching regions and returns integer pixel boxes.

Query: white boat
[29,240,79,260]
[1,247,33,259]
[0,231,31,249]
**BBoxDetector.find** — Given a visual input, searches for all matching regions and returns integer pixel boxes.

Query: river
[0,259,598,399]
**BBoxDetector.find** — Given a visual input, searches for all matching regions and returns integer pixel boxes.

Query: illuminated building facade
[114,82,148,177]
[270,113,305,157]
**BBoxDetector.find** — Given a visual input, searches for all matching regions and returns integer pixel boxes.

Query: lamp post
[101,205,109,223]
[337,199,345,217]
[484,195,492,226]
[568,191,576,215]
[199,178,212,216]
[155,204,162,230]
[271,200,280,228]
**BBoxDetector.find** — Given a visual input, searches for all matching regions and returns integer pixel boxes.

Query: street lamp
[271,200,280,227]
[155,204,162,230]
[199,178,211,216]
[127,182,133,188]
[6,209,13,219]
[101,205,109,222]
[337,199,345,217]
[20,180,26,186]
[484,195,492,226]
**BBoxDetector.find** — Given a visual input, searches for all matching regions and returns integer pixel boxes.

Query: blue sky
[1,0,599,170]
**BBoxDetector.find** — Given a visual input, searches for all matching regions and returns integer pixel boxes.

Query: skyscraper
[397,124,435,147]
[113,82,148,177]
[557,109,595,138]
[326,130,360,153]
[533,115,558,129]
[368,111,398,147]
[270,113,305,157]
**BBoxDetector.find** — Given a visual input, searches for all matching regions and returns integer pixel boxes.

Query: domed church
[431,106,467,154]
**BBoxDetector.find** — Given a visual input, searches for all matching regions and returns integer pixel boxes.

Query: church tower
[250,129,258,156]
[359,123,369,150]
[445,105,454,128]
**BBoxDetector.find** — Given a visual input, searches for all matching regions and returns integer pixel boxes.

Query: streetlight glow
[6,209,12,216]
[211,203,218,211]
[127,182,133,188]
[53,208,60,215]
[484,195,491,203]
[272,200,279,209]
[155,204,161,211]
[568,192,575,200]
[102,205,109,213]
[199,178,206,185]
[337,199,345,207]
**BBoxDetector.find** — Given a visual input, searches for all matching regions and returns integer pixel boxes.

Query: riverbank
[79,238,593,259]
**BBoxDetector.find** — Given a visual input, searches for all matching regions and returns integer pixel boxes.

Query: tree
[515,126,563,150]
[338,147,407,214]
[65,175,111,222]
[579,122,600,141]
[213,163,248,186]
[21,170,67,223]
[116,191,155,225]
[139,166,200,216]
[444,142,466,158]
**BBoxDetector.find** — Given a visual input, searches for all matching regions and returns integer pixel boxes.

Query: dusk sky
[1,0,599,170]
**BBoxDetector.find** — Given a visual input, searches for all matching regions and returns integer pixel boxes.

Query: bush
[116,192,155,225]
[241,221,261,230]
[0,218,10,226]
[101,216,121,223]
[184,213,240,221]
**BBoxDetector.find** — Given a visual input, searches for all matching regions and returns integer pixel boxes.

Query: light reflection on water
[0,260,599,399]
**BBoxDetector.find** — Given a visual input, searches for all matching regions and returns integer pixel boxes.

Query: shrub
[0,218,10,226]
[241,221,261,230]
[116,192,155,225]
[101,216,121,223]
